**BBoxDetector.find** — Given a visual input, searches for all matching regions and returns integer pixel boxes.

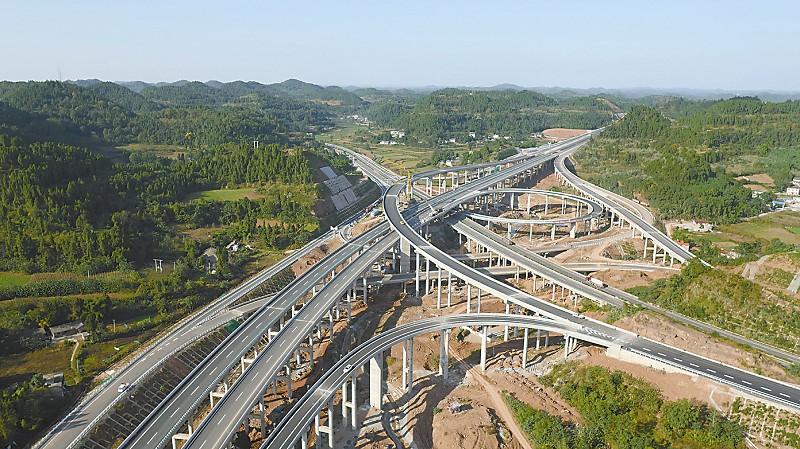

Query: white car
[117,383,129,393]
[342,364,352,373]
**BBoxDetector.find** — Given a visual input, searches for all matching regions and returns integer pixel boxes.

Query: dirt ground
[736,173,775,186]
[541,128,588,140]
[291,236,344,277]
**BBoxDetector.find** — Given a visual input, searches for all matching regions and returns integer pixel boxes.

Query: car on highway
[117,383,129,393]
[343,364,352,373]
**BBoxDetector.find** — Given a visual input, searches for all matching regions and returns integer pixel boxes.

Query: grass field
[719,211,800,245]
[115,143,187,159]
[0,342,74,389]
[183,188,266,202]
[0,272,31,289]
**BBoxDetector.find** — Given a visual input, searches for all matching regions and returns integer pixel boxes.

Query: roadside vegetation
[630,259,800,360]
[504,363,744,448]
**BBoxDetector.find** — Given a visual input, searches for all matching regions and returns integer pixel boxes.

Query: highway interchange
[43,132,800,449]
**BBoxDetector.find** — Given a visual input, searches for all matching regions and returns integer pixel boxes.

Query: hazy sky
[3,0,799,90]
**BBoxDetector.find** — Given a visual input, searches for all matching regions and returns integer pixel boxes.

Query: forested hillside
[367,88,614,144]
[0,80,336,148]
[0,135,313,273]
[575,98,800,223]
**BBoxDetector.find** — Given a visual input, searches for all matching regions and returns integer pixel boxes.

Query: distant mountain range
[64,78,800,103]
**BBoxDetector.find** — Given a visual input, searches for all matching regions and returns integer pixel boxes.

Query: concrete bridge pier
[522,328,529,368]
[399,238,411,273]
[402,338,414,393]
[447,272,452,307]
[436,267,443,308]
[341,375,357,429]
[314,401,334,449]
[480,325,488,372]
[369,354,383,409]
[439,329,450,380]
[209,381,228,407]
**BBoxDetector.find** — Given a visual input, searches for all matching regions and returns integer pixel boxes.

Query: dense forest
[575,98,800,223]
[367,88,614,144]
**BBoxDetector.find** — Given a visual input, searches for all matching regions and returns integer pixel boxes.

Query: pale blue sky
[3,0,798,90]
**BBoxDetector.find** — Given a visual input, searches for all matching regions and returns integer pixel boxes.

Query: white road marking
[219,413,228,423]
[170,408,178,418]
[673,358,682,362]
[657,352,667,357]
[237,391,243,400]
[706,368,716,374]
[724,374,734,379]
[689,363,699,368]
[641,347,651,352]
[191,385,200,395]
[147,433,157,444]
[761,386,772,392]
[742,380,752,385]
[780,393,790,398]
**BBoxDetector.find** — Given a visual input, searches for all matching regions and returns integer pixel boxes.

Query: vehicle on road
[585,276,606,288]
[117,383,129,393]
[343,364,352,373]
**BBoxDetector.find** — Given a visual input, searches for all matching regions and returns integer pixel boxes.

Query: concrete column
[481,325,488,373]
[522,328,529,368]
[437,267,442,308]
[400,238,411,273]
[504,300,510,341]
[415,251,421,297]
[402,338,413,393]
[536,328,541,350]
[447,272,452,307]
[425,258,431,293]
[439,329,450,380]
[369,355,383,409]
[476,288,482,313]
[363,277,368,302]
